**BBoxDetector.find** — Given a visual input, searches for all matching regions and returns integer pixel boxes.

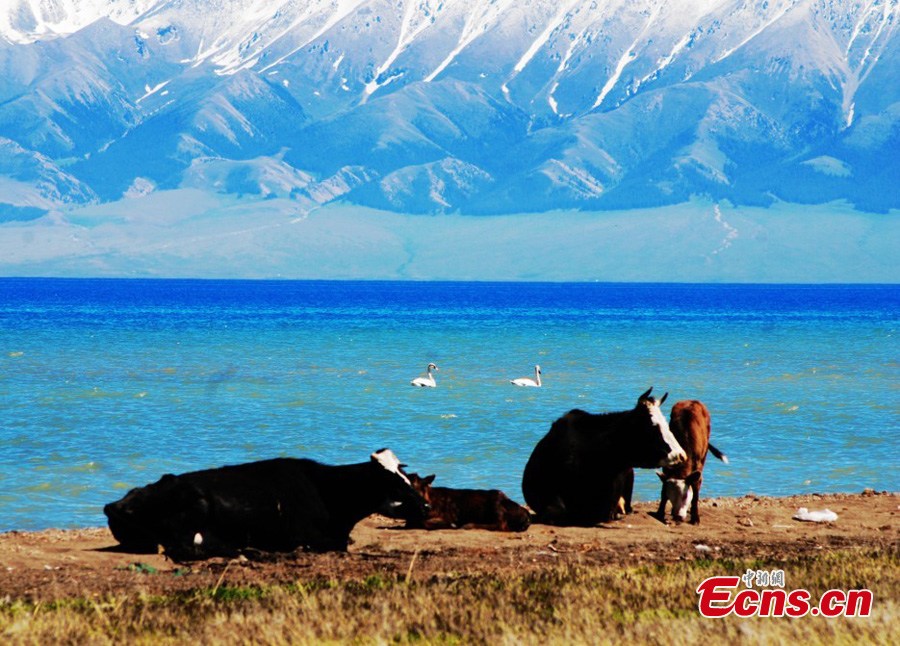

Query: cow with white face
[656,400,728,524]
[522,387,687,526]
[658,472,700,524]
[635,389,687,469]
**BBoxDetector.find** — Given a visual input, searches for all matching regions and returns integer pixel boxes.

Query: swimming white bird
[511,365,542,387]
[411,362,438,387]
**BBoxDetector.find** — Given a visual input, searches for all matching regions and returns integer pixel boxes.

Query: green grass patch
[2,549,897,645]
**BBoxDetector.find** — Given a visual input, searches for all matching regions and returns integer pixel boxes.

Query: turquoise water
[1,279,897,531]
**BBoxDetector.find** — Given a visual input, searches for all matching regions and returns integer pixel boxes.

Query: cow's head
[407,473,436,503]
[657,471,701,522]
[632,387,687,468]
[370,449,429,521]
[104,474,209,552]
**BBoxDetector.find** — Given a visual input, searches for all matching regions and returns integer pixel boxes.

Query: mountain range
[0,0,897,222]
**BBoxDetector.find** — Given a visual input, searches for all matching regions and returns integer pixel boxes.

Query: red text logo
[697,575,873,618]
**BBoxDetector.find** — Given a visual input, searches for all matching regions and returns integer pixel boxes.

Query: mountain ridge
[0,0,897,219]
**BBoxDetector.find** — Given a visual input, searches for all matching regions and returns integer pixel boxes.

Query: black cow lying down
[104,449,428,561]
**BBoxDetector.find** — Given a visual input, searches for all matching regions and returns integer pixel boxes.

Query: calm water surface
[0,279,897,530]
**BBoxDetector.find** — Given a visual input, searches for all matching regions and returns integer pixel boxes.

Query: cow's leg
[295,517,352,552]
[275,497,340,552]
[165,528,239,561]
[597,486,619,523]
[460,523,499,531]
[622,469,634,514]
[535,496,569,525]
[312,534,352,552]
[155,484,225,561]
[655,472,668,520]
[314,520,355,552]
[690,474,702,525]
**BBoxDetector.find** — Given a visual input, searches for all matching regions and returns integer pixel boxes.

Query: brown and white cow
[404,473,531,532]
[656,400,728,524]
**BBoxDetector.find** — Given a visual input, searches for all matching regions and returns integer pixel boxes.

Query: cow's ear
[656,471,666,481]
[639,387,653,403]
[686,471,702,484]
[424,474,436,485]
[659,392,668,405]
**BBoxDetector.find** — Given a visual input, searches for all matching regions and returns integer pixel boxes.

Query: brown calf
[656,400,728,524]
[405,474,531,532]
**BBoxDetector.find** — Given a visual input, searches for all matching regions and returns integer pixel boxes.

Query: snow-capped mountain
[0,0,897,219]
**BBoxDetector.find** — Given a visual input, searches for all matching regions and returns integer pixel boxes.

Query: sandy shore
[1,492,896,601]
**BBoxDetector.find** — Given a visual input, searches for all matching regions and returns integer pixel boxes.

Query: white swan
[411,362,438,387]
[511,365,542,387]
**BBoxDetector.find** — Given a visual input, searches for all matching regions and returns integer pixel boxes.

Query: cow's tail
[708,443,729,465]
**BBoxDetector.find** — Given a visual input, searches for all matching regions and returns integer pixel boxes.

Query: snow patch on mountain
[123,177,156,198]
[0,0,154,44]
[801,155,853,177]
[710,203,739,256]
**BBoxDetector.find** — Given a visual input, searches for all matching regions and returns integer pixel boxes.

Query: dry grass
[2,549,897,645]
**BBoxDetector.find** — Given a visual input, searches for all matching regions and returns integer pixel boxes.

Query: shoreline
[2,491,896,602]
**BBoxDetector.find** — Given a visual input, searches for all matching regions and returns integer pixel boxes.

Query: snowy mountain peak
[0,0,897,216]
[0,0,154,44]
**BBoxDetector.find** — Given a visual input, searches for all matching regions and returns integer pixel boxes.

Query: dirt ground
[1,492,896,601]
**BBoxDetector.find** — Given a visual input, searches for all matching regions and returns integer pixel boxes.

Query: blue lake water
[0,279,897,531]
